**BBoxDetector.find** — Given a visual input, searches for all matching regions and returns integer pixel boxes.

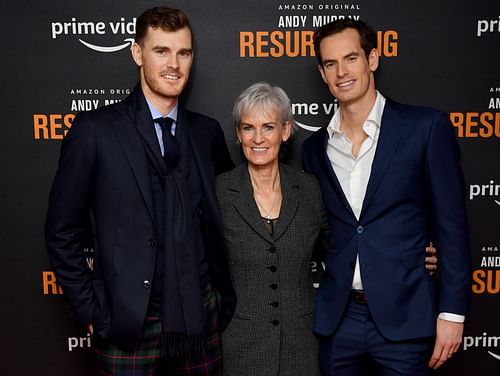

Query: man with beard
[45,7,235,375]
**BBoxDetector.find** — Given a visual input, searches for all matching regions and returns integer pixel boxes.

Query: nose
[252,129,265,144]
[337,62,348,77]
[167,54,179,70]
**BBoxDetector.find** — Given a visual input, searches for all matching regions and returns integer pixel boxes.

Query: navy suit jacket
[302,98,471,341]
[45,86,235,349]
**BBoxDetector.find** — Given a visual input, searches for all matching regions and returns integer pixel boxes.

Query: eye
[180,49,192,58]
[241,125,254,133]
[263,124,275,133]
[347,56,357,63]
[324,61,336,70]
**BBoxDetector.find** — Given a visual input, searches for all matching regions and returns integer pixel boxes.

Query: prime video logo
[476,16,500,37]
[469,180,500,206]
[463,333,500,361]
[51,17,136,53]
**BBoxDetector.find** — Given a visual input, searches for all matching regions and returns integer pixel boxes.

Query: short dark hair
[135,6,192,45]
[313,19,377,65]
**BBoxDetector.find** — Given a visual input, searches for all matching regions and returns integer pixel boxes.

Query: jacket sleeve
[425,110,471,316]
[214,121,235,175]
[45,112,100,328]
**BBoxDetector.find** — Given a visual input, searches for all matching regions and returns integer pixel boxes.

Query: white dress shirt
[325,91,464,323]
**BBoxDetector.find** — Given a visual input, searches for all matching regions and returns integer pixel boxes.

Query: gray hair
[233,82,294,129]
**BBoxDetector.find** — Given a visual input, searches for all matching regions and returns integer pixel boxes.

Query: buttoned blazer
[216,163,328,376]
[302,98,471,341]
[45,86,235,350]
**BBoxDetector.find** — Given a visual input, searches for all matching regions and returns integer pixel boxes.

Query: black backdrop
[1,0,499,374]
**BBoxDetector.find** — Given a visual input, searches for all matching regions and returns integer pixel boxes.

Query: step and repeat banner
[1,0,498,374]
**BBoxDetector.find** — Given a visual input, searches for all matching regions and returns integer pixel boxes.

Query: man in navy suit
[302,19,471,375]
[45,7,234,375]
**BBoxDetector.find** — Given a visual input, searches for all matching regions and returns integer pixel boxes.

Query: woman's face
[237,105,291,169]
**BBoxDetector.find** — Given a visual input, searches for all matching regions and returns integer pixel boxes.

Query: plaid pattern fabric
[93,284,222,376]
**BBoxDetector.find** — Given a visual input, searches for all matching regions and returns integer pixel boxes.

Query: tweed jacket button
[270,301,279,308]
[270,283,278,290]
[143,280,151,288]
[269,265,277,272]
[271,319,279,326]
[268,246,276,253]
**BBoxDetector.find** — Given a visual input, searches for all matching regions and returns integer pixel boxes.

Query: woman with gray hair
[216,82,438,375]
[216,82,326,375]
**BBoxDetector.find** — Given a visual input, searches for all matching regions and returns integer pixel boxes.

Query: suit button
[269,265,277,272]
[148,238,157,247]
[271,320,280,326]
[356,226,364,234]
[143,280,151,288]
[270,283,278,290]
[270,301,279,308]
[268,246,276,253]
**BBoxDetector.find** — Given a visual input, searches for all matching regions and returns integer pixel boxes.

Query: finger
[432,351,449,369]
[429,341,453,369]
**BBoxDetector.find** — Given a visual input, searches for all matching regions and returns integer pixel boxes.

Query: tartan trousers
[93,284,222,376]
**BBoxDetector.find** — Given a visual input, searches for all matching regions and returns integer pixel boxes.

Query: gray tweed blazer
[216,163,328,376]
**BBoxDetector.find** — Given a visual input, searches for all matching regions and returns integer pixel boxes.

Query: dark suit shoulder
[182,108,223,131]
[68,100,128,139]
[215,163,243,190]
[280,163,319,189]
[385,98,447,120]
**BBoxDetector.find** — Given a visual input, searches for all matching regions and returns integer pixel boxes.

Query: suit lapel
[230,165,274,244]
[272,165,299,241]
[112,87,156,222]
[360,100,405,218]
[317,129,356,218]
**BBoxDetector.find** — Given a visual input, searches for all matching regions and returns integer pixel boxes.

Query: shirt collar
[326,91,386,138]
[146,99,179,123]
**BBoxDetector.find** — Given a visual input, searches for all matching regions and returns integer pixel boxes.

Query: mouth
[336,79,355,89]
[161,73,181,81]
[251,147,269,152]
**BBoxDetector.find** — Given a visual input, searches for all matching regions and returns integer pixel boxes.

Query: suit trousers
[319,298,433,376]
[93,283,222,376]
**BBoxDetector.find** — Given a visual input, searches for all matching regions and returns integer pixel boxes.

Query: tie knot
[155,117,173,132]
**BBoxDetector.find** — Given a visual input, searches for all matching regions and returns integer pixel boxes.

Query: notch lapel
[360,100,405,219]
[112,87,157,223]
[229,165,274,245]
[317,129,356,219]
[272,165,299,241]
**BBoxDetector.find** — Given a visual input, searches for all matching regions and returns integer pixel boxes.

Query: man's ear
[131,42,143,67]
[368,48,379,72]
[318,64,328,84]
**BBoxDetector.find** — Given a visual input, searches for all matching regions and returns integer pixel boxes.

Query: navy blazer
[302,98,471,341]
[45,86,235,349]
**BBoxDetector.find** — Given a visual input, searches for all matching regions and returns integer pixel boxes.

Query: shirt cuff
[438,312,465,323]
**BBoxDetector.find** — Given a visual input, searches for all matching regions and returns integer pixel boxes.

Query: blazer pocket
[400,247,425,269]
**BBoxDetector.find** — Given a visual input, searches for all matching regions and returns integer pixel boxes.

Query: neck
[339,89,377,132]
[248,162,280,193]
[140,81,178,115]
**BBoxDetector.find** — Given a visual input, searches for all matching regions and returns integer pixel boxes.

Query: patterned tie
[155,117,180,167]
